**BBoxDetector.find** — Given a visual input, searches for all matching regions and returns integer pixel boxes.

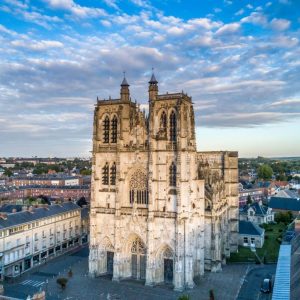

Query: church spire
[120,71,130,102]
[148,69,158,101]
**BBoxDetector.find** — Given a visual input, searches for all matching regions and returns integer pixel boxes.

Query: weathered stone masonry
[89,73,239,291]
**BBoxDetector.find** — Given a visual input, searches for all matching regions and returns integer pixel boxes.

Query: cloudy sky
[0,0,299,158]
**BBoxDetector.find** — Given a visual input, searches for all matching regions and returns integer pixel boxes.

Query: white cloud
[241,12,267,26]
[215,23,240,35]
[45,0,107,18]
[270,18,291,31]
[235,9,244,16]
[102,0,119,10]
[11,39,64,50]
[270,98,300,106]
[101,20,112,27]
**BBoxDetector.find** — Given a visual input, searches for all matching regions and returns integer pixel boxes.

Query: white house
[240,201,274,224]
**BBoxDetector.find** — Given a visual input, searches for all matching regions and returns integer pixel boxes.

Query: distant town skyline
[0,0,299,158]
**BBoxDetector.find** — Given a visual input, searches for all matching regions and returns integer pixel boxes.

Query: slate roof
[0,204,23,214]
[269,196,300,211]
[240,202,268,216]
[275,189,299,199]
[239,220,264,236]
[149,73,158,84]
[81,207,89,219]
[121,77,129,86]
[256,181,272,188]
[0,202,80,230]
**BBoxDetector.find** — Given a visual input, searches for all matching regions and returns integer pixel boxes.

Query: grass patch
[228,223,286,263]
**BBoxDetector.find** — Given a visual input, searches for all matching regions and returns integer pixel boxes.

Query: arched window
[169,162,176,187]
[129,170,148,205]
[102,163,109,185]
[111,115,118,143]
[169,111,176,142]
[160,111,167,131]
[103,116,110,143]
[110,163,116,185]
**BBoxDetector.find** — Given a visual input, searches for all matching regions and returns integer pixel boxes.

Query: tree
[80,169,92,175]
[3,168,13,177]
[247,195,252,205]
[258,164,273,180]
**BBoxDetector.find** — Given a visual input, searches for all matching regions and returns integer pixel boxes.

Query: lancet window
[169,162,177,187]
[103,116,110,143]
[102,163,109,185]
[169,111,176,142]
[110,163,116,185]
[129,170,148,205]
[111,115,118,143]
[160,111,167,131]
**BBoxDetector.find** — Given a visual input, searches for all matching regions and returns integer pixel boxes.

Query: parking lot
[3,247,266,300]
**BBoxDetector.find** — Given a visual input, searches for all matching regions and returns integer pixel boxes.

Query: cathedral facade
[89,73,239,291]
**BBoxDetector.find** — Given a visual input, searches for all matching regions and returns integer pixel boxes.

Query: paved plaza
[3,247,256,300]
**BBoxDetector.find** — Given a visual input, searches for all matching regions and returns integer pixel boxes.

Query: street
[237,264,276,300]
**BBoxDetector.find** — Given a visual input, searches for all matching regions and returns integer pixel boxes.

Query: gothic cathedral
[89,73,239,291]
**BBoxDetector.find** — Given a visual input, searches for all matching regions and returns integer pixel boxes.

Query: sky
[0,0,299,158]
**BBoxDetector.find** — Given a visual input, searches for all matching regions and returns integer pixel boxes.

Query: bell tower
[148,71,158,101]
[120,73,130,102]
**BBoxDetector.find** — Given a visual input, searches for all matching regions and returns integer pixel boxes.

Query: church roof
[149,73,158,84]
[121,76,129,86]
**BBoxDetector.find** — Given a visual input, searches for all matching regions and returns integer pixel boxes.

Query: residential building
[269,196,300,217]
[238,220,265,248]
[0,202,88,279]
[239,201,274,224]
[11,176,83,187]
[239,188,264,207]
[89,74,239,291]
[0,185,90,201]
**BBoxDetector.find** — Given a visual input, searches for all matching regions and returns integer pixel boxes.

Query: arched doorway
[163,247,174,283]
[101,237,114,275]
[131,237,146,280]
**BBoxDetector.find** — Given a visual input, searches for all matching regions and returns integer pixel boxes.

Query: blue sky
[0,0,299,158]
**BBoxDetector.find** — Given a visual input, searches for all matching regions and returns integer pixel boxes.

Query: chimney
[0,213,7,220]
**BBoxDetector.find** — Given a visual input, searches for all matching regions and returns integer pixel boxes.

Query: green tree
[258,164,273,180]
[80,169,92,175]
[247,195,252,205]
[3,168,13,177]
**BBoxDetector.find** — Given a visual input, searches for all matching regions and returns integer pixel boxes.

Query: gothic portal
[89,73,239,291]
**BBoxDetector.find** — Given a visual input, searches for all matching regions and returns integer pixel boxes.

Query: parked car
[260,274,272,293]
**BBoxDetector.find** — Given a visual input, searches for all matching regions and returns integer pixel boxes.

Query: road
[237,264,276,300]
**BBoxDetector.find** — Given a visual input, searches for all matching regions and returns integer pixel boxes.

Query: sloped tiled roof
[0,202,80,229]
[239,220,264,236]
[0,204,23,214]
[269,197,300,211]
[240,202,268,216]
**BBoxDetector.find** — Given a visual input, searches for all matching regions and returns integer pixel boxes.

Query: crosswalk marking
[20,279,44,287]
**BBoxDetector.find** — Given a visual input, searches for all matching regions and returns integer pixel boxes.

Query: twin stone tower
[89,73,239,291]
